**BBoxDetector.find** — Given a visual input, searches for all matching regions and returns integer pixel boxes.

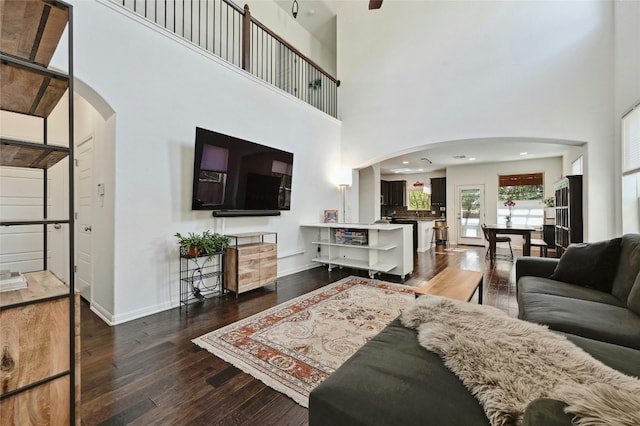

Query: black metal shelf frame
[179,251,226,311]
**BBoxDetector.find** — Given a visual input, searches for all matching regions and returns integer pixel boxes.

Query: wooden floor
[81,245,520,425]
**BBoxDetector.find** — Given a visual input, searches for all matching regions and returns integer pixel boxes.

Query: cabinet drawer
[0,298,69,394]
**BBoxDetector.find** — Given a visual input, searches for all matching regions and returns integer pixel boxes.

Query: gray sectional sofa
[309,234,640,425]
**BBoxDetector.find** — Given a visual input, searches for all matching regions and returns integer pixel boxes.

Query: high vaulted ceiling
[272,1,585,174]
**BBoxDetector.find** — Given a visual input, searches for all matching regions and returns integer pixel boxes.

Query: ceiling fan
[369,0,383,10]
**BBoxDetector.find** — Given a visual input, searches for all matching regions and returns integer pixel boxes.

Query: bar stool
[432,220,449,248]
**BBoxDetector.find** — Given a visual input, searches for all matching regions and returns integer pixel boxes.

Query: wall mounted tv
[192,127,293,216]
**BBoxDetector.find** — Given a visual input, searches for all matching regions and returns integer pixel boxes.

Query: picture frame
[324,210,338,223]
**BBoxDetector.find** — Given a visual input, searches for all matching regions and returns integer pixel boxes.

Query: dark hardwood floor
[81,245,520,425]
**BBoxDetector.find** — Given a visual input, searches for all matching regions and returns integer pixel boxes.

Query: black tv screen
[191,127,293,212]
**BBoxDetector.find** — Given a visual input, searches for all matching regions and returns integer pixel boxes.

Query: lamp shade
[336,169,352,186]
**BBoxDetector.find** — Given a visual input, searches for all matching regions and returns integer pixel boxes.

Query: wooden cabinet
[380,180,389,206]
[381,180,406,207]
[0,271,80,424]
[0,1,78,423]
[431,177,447,211]
[554,175,583,256]
[225,232,277,296]
[302,223,413,280]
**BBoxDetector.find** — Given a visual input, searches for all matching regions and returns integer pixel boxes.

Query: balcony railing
[118,0,339,117]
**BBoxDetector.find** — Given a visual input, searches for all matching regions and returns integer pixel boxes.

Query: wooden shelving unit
[554,175,583,256]
[0,0,78,423]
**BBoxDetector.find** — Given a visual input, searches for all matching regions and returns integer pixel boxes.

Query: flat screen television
[191,127,293,215]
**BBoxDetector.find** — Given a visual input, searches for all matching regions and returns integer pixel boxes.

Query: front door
[457,185,485,246]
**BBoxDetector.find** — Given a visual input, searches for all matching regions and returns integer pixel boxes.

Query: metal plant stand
[179,251,225,311]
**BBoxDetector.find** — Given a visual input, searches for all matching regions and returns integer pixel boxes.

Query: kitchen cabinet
[431,177,447,211]
[381,180,406,207]
[380,180,389,206]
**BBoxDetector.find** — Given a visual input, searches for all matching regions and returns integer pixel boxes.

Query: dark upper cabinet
[381,180,389,206]
[381,180,406,206]
[431,177,446,209]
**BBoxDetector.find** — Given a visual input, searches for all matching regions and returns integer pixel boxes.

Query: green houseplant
[175,231,230,257]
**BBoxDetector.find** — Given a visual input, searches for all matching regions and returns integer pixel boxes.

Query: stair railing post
[242,4,251,71]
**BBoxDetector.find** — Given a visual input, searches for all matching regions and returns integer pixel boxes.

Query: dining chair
[481,224,513,259]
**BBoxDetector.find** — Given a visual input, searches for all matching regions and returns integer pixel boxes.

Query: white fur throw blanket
[401,295,640,426]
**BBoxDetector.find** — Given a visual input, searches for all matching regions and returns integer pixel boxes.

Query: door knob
[84,226,92,232]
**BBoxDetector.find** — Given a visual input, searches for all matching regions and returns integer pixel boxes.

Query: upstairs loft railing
[117,0,340,118]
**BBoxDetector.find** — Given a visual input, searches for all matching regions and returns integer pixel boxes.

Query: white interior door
[75,136,93,300]
[0,167,45,273]
[457,185,485,246]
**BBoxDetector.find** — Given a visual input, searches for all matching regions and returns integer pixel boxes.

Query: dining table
[484,224,537,260]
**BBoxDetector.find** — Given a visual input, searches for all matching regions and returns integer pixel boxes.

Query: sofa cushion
[517,293,640,349]
[518,276,626,307]
[627,271,640,316]
[308,317,489,426]
[560,332,640,377]
[522,398,573,426]
[549,238,621,293]
[611,234,640,301]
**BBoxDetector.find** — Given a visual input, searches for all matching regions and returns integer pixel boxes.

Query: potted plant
[175,232,202,257]
[199,230,231,255]
[175,231,230,258]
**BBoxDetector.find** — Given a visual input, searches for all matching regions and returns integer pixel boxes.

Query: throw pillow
[627,271,640,316]
[549,238,622,292]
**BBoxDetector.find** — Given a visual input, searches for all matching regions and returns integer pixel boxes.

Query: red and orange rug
[192,276,415,407]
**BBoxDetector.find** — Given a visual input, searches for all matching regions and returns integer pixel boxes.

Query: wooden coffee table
[415,267,483,303]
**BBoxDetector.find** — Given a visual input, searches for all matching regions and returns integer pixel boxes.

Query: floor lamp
[337,170,352,223]
[339,184,348,223]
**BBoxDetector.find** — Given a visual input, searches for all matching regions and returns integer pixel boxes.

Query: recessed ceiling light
[520,152,527,156]
[468,158,476,161]
[394,171,400,173]
[402,161,409,164]
[418,168,424,172]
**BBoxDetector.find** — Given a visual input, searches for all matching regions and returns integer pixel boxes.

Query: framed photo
[324,210,338,223]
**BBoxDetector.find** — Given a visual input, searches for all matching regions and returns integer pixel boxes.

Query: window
[408,189,431,210]
[623,104,640,174]
[622,103,640,233]
[497,173,544,226]
[498,173,544,201]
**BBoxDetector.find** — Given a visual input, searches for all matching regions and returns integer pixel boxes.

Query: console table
[301,223,413,280]
[224,232,277,297]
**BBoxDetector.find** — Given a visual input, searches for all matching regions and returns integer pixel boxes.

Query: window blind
[623,104,640,174]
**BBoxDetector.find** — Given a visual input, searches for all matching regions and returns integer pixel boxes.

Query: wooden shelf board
[1,57,69,118]
[1,138,69,169]
[0,0,69,67]
[0,270,69,309]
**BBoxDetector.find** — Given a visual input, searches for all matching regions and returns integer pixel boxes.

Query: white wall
[46,0,341,324]
[246,0,336,75]
[337,0,616,242]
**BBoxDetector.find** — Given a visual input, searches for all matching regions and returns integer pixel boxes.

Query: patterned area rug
[192,276,415,407]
